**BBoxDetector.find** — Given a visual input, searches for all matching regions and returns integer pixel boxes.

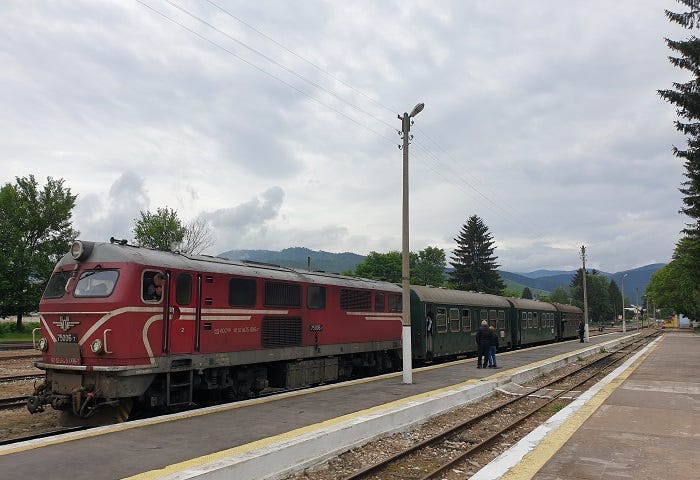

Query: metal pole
[581,246,589,342]
[621,273,627,333]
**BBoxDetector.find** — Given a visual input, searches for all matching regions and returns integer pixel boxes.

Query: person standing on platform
[475,320,491,368]
[425,310,434,361]
[486,325,500,368]
[577,320,585,343]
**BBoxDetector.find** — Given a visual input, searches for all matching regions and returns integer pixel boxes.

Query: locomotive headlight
[70,240,94,261]
[38,337,48,352]
[90,338,104,354]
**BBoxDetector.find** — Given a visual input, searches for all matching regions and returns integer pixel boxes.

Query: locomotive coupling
[27,382,71,414]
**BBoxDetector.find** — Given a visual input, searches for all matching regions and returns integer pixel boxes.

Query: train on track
[27,239,583,424]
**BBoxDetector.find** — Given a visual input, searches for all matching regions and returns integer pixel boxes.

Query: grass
[0,321,40,341]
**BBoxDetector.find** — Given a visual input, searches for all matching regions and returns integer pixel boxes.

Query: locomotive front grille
[261,316,302,348]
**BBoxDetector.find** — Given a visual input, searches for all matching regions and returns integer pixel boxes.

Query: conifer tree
[449,215,505,294]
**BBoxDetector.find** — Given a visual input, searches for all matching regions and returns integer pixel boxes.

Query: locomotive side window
[340,289,371,310]
[374,292,385,312]
[265,281,301,307]
[74,270,118,297]
[449,308,460,332]
[436,307,448,333]
[176,273,192,305]
[43,270,72,299]
[462,309,471,332]
[307,286,326,309]
[388,294,402,312]
[229,278,257,307]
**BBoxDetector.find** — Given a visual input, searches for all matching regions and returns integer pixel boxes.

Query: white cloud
[0,0,689,272]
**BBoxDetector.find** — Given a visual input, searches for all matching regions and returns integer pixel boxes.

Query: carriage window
[374,292,385,312]
[498,311,505,329]
[521,311,527,328]
[265,281,301,307]
[489,310,497,327]
[480,310,488,322]
[340,289,371,310]
[74,270,119,297]
[449,308,460,332]
[229,278,257,307]
[436,307,448,333]
[527,312,533,328]
[388,294,402,312]
[176,273,192,305]
[462,309,471,332]
[307,286,326,309]
[43,270,72,299]
[533,312,539,328]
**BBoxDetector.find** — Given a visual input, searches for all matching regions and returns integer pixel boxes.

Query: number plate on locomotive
[57,333,78,342]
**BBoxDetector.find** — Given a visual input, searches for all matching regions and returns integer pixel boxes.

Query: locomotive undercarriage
[28,348,400,423]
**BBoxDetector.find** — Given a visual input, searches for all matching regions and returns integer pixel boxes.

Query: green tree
[411,246,446,286]
[352,251,406,283]
[549,286,571,304]
[570,269,613,324]
[608,279,622,321]
[133,207,186,251]
[521,286,533,299]
[646,237,700,319]
[659,2,700,240]
[449,215,505,295]
[0,175,78,328]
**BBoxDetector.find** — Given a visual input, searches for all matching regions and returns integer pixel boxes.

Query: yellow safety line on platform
[499,335,662,480]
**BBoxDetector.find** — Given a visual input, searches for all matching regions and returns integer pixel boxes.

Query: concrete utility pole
[399,102,424,385]
[580,245,589,342]
[621,273,628,333]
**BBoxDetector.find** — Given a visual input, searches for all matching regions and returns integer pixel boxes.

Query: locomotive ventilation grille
[261,316,303,348]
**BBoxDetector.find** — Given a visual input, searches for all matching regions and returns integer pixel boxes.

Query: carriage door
[168,272,196,355]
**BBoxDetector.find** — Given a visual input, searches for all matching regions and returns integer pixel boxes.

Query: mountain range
[217,247,663,301]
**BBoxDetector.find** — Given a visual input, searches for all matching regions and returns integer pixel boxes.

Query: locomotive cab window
[388,294,402,312]
[43,270,72,299]
[74,270,118,297]
[307,286,326,309]
[142,271,165,302]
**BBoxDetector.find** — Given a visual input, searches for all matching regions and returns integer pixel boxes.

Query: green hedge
[0,322,40,341]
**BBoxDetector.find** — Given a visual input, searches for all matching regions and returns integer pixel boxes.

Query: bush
[0,321,40,340]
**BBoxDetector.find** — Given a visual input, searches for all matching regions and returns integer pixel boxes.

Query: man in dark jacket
[475,320,491,368]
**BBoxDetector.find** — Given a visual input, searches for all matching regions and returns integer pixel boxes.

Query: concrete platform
[472,331,700,480]
[0,331,642,480]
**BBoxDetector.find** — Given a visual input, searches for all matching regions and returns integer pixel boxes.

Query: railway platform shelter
[2,330,693,480]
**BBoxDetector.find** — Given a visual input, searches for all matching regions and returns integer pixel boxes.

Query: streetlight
[621,273,628,333]
[399,102,424,385]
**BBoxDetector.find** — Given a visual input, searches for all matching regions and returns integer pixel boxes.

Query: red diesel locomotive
[27,239,403,422]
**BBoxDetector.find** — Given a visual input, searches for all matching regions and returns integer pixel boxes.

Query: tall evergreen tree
[449,215,505,294]
[521,286,533,299]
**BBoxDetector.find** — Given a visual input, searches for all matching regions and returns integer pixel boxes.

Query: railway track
[340,333,658,480]
[0,342,34,351]
[0,374,43,384]
[0,396,28,411]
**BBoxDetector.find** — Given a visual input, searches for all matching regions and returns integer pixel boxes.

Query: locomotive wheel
[58,398,134,427]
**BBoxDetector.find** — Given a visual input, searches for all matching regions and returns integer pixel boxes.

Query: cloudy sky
[1,1,691,273]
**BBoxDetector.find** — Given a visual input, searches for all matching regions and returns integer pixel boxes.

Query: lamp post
[399,102,424,385]
[621,273,628,333]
